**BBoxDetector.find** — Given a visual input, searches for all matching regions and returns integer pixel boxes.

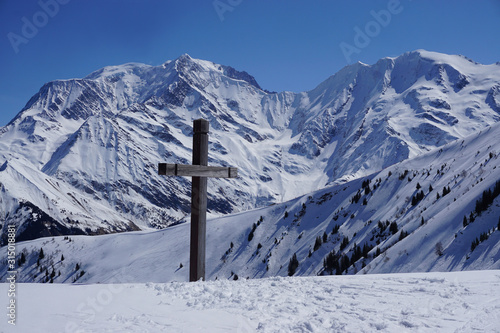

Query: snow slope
[1,50,500,242]
[2,120,500,284]
[1,270,499,332]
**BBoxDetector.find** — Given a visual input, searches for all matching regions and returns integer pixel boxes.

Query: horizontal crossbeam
[158,163,238,178]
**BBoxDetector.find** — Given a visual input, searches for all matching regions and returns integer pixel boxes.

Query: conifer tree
[323,249,338,274]
[331,225,339,235]
[340,254,350,274]
[38,248,45,260]
[364,186,371,195]
[471,238,480,252]
[442,186,451,196]
[248,223,257,242]
[389,222,398,235]
[351,191,362,204]
[288,253,299,276]
[362,243,371,258]
[314,236,322,251]
[340,236,349,251]
[18,252,26,267]
[350,243,362,265]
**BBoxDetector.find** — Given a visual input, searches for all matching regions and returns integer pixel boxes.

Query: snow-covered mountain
[1,50,500,244]
[2,119,499,283]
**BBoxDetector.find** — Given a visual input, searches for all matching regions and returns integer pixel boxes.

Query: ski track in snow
[1,270,499,332]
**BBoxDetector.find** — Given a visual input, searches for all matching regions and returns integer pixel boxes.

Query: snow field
[0,270,499,332]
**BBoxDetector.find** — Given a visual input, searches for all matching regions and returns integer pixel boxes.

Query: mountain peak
[173,53,206,74]
[178,53,192,61]
[170,54,263,91]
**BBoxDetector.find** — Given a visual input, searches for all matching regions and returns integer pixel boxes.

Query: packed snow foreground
[1,270,499,332]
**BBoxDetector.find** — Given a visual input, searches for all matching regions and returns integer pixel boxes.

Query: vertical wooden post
[190,119,209,282]
[159,119,237,282]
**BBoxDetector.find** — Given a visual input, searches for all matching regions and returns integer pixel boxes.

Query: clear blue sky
[0,0,499,126]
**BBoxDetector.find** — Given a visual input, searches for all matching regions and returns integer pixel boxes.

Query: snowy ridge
[1,50,500,244]
[2,121,500,283]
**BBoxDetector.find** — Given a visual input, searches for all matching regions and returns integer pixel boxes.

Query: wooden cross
[158,119,238,282]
